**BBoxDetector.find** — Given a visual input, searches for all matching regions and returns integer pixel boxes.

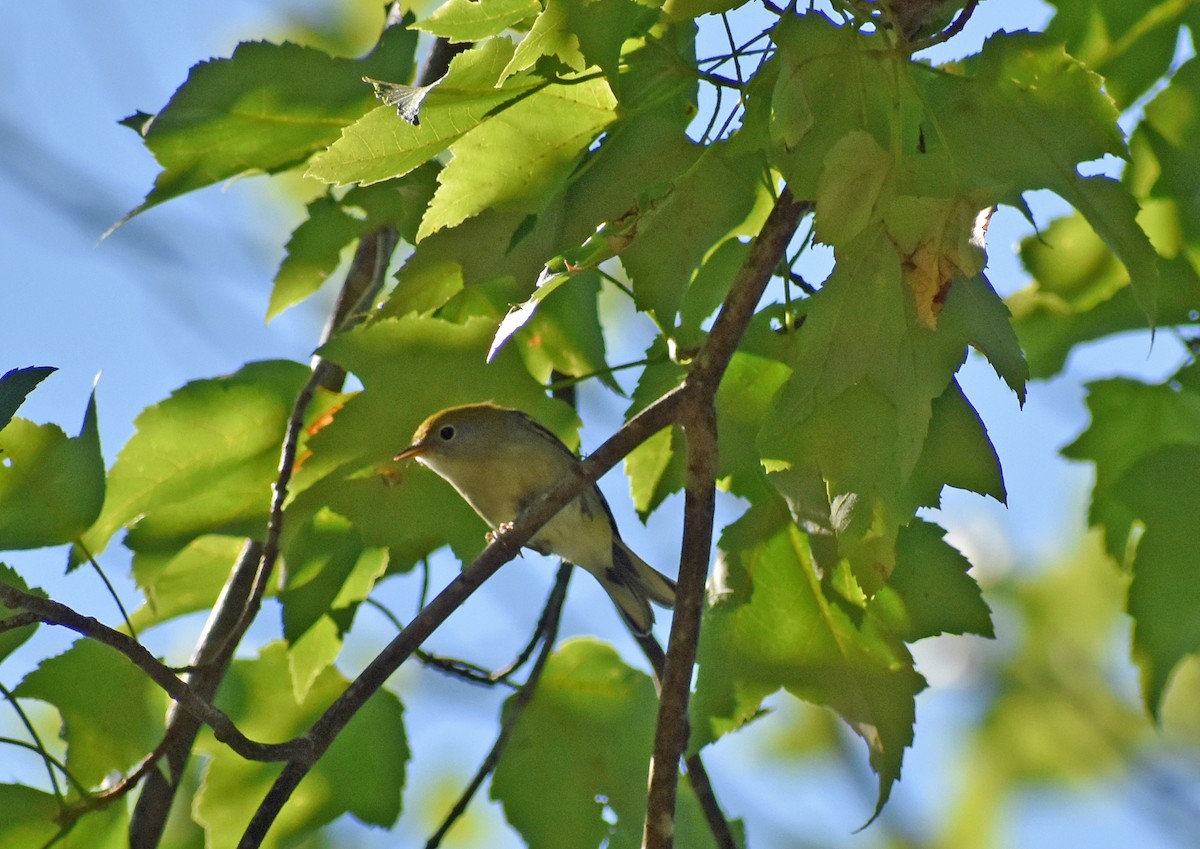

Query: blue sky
[1,1,1192,847]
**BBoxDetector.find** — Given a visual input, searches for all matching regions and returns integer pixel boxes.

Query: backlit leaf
[0,392,104,550]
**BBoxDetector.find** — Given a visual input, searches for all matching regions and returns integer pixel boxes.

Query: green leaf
[0,785,60,847]
[677,238,749,348]
[692,499,924,822]
[57,802,129,849]
[559,27,699,219]
[129,535,250,631]
[492,638,723,849]
[0,366,55,432]
[759,224,969,592]
[501,0,660,84]
[417,75,617,239]
[662,0,749,20]
[767,15,899,200]
[620,142,768,325]
[271,194,363,320]
[126,26,418,215]
[905,379,1006,510]
[1062,373,1200,559]
[1111,446,1200,717]
[385,28,699,321]
[1045,0,1188,109]
[1011,251,1200,380]
[268,167,439,321]
[493,639,657,848]
[196,642,407,846]
[624,426,684,519]
[517,271,621,393]
[0,785,129,848]
[713,317,793,491]
[814,130,893,249]
[920,30,1162,318]
[943,275,1028,403]
[0,391,104,550]
[867,519,994,643]
[78,360,311,561]
[14,639,167,788]
[416,0,542,42]
[624,339,686,517]
[280,508,388,698]
[1140,56,1200,213]
[307,38,539,186]
[0,564,44,663]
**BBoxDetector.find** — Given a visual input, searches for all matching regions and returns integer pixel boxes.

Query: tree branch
[635,636,738,849]
[644,404,718,848]
[644,186,809,849]
[0,579,308,764]
[130,540,263,847]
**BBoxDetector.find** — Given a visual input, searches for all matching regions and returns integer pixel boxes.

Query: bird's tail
[599,538,677,636]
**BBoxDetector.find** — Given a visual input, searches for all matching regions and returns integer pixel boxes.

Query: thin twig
[78,544,138,641]
[424,563,572,849]
[0,682,64,802]
[364,597,516,688]
[912,0,980,50]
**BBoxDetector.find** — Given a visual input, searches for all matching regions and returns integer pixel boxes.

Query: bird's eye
[438,425,455,441]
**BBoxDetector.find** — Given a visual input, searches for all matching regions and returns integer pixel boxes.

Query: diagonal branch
[0,579,308,764]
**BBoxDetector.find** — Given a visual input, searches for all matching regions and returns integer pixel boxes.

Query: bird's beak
[394,443,429,462]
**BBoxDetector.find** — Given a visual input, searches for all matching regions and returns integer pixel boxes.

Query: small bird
[394,403,676,634]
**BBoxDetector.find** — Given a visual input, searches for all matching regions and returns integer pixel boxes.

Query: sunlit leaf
[416,0,541,42]
[125,26,417,215]
[307,38,540,187]
[0,391,104,550]
[417,75,617,239]
[77,360,310,561]
[500,0,659,84]
[14,640,168,788]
